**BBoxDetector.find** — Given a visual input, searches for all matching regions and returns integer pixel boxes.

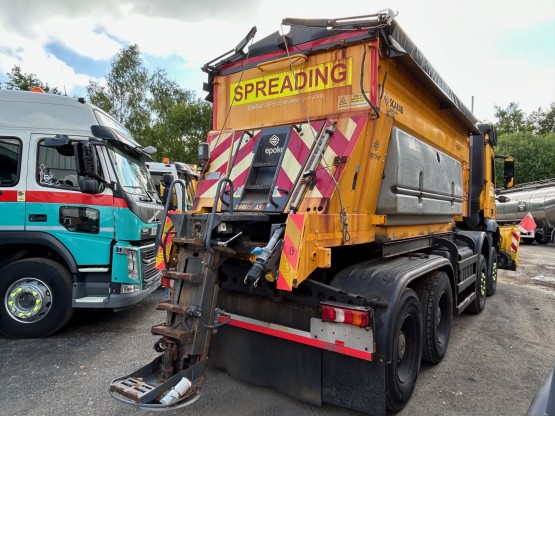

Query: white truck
[0,89,163,338]
[145,160,197,211]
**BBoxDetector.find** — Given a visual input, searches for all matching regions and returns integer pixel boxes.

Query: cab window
[0,137,22,186]
[36,140,105,190]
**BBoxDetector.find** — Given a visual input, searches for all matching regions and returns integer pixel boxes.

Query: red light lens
[321,306,337,322]
[321,304,370,328]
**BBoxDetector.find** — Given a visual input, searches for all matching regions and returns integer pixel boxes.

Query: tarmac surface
[1,243,554,416]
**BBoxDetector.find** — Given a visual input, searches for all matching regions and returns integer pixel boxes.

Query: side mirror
[496,195,510,203]
[74,142,97,176]
[504,158,515,188]
[198,142,210,165]
[73,141,105,186]
[162,173,173,185]
[73,142,106,194]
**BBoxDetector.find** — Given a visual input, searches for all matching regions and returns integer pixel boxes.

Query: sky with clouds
[0,0,553,122]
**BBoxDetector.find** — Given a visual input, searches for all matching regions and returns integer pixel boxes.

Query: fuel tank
[496,180,555,227]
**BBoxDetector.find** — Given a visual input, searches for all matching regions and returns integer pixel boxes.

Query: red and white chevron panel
[304,115,368,205]
[273,121,325,199]
[196,130,235,199]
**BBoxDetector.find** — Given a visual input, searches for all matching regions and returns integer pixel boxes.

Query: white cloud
[0,25,95,92]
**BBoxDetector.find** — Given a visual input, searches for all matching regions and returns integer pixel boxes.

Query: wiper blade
[145,190,162,204]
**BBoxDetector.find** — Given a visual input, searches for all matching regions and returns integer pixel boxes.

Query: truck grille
[139,241,161,287]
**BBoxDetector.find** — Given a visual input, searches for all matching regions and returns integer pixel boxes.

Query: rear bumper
[208,306,385,415]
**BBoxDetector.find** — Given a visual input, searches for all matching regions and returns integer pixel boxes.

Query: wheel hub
[5,278,52,324]
[397,330,406,362]
[435,306,442,327]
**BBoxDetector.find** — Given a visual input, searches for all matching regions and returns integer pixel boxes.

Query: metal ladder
[109,233,229,408]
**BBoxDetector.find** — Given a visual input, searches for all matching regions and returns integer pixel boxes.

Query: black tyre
[385,288,423,412]
[486,247,498,297]
[0,258,74,339]
[535,231,550,245]
[415,271,453,364]
[468,254,487,314]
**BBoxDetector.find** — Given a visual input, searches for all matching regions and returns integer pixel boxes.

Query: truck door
[26,133,115,267]
[0,133,27,232]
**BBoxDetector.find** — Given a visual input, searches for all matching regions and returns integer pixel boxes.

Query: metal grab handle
[155,178,187,254]
[205,177,235,252]
[218,177,235,212]
[256,54,307,72]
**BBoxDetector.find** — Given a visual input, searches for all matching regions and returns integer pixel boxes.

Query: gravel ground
[401,243,555,415]
[1,243,554,416]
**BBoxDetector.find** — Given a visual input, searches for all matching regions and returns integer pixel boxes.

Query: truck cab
[0,89,163,338]
[146,159,197,211]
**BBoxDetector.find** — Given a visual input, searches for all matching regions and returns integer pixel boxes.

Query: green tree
[495,132,555,187]
[494,102,532,134]
[1,65,62,94]
[147,98,213,162]
[494,102,555,187]
[86,44,212,164]
[86,45,150,139]
[527,103,555,134]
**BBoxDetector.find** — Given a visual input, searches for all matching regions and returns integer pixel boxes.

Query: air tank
[496,180,555,242]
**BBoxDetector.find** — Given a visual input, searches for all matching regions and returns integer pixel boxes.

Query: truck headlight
[127,250,139,280]
[116,246,140,281]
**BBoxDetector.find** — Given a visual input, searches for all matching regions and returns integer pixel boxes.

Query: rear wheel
[468,254,487,314]
[415,271,453,364]
[385,288,423,412]
[0,258,74,339]
[535,231,550,244]
[486,248,498,297]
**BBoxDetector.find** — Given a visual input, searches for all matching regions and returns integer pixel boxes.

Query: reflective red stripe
[196,131,235,197]
[313,115,367,202]
[273,121,324,198]
[511,232,520,253]
[229,130,262,193]
[219,313,372,361]
[0,190,18,201]
[25,190,121,207]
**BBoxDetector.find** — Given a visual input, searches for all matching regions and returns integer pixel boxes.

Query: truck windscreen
[109,144,161,202]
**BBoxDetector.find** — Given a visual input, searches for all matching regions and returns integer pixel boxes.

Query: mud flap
[209,324,322,406]
[322,351,386,415]
[208,324,386,414]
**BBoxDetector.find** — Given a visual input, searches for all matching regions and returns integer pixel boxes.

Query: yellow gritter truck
[110,10,517,414]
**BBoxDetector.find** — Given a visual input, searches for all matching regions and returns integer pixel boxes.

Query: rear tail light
[321,302,371,328]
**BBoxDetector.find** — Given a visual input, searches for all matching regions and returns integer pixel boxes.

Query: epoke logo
[265,135,283,155]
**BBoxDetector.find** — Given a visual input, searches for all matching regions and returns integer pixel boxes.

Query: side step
[456,291,476,314]
[109,357,205,409]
